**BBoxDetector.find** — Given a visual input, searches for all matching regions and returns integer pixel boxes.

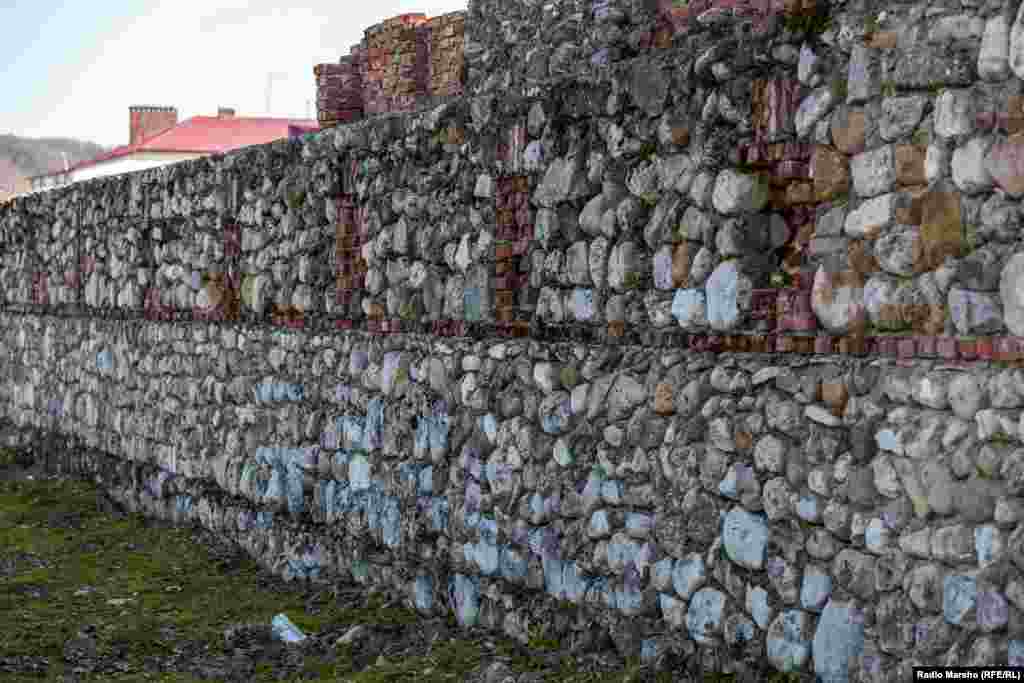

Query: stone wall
[5,0,1024,678]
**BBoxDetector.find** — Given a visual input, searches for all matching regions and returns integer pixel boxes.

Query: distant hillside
[0,134,107,200]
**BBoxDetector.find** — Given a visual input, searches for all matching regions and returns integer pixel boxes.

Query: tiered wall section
[7,0,1024,678]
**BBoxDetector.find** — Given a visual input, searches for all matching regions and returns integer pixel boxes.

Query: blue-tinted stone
[673,554,706,600]
[478,515,498,543]
[414,574,434,612]
[429,497,449,532]
[686,588,726,644]
[341,416,364,448]
[174,494,193,521]
[672,289,706,328]
[381,496,401,549]
[801,567,833,611]
[418,466,434,495]
[797,496,819,522]
[813,601,866,683]
[96,349,113,373]
[626,512,653,537]
[732,618,756,643]
[500,547,529,582]
[399,462,419,489]
[769,610,813,673]
[570,288,598,321]
[718,468,739,497]
[723,507,769,570]
[479,414,498,443]
[943,575,977,625]
[563,561,589,603]
[976,526,998,566]
[589,509,611,537]
[608,536,640,572]
[582,471,604,503]
[363,398,384,451]
[543,555,565,599]
[614,581,643,613]
[641,638,662,663]
[464,287,483,322]
[541,396,572,434]
[271,614,307,643]
[602,480,623,504]
[1009,640,1024,667]
[255,510,274,529]
[653,558,675,591]
[706,260,745,331]
[350,454,371,491]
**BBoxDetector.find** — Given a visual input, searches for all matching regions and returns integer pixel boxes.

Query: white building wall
[71,151,205,183]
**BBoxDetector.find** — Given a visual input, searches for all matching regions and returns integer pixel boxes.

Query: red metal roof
[67,115,319,173]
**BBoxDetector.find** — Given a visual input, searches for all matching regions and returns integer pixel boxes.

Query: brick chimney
[217,107,236,118]
[129,106,178,145]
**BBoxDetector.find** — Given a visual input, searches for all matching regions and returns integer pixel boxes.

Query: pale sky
[1,1,468,147]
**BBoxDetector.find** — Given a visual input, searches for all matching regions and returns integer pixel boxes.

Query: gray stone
[934,90,975,139]
[851,145,896,198]
[979,14,1011,82]
[846,44,878,105]
[952,137,996,195]
[928,14,984,43]
[880,97,927,142]
[688,247,715,286]
[795,87,837,139]
[890,47,973,90]
[949,373,986,420]
[1011,0,1024,80]
[811,267,865,334]
[948,287,1003,336]
[844,194,897,239]
[1001,253,1024,336]
[874,228,919,277]
[678,206,713,242]
[712,170,768,215]
[767,610,813,673]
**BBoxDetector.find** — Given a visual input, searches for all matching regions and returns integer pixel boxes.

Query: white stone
[979,14,1011,82]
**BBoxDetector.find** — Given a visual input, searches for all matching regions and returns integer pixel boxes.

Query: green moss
[560,365,579,389]
[911,129,930,147]
[830,76,848,103]
[623,271,643,289]
[881,81,897,98]
[863,13,880,37]
[285,189,306,210]
[639,192,659,207]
